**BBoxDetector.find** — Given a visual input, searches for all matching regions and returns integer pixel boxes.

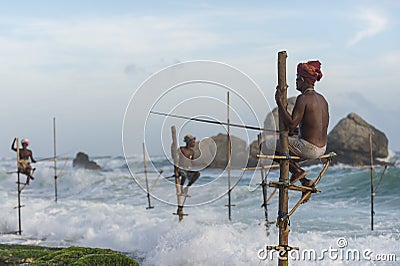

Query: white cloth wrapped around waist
[262,136,326,160]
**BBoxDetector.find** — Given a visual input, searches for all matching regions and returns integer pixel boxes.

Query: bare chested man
[11,138,36,185]
[179,134,200,196]
[275,60,329,202]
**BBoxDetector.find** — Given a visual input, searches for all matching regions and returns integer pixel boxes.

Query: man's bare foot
[290,171,306,184]
[181,187,191,197]
[300,178,314,204]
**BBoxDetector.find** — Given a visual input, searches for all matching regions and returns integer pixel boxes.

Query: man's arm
[29,150,36,163]
[275,89,305,131]
[11,138,17,152]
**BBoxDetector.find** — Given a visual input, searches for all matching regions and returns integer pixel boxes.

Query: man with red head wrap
[297,60,323,85]
[273,60,329,203]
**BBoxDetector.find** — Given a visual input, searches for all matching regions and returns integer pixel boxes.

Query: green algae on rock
[0,244,139,265]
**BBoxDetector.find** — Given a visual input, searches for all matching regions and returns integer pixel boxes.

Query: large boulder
[193,133,249,169]
[247,139,260,167]
[263,96,297,138]
[326,113,388,165]
[247,97,297,167]
[72,152,102,170]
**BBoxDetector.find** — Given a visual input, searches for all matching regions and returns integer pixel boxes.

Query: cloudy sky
[0,1,399,158]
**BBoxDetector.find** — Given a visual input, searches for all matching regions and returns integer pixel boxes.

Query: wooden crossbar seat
[241,165,280,171]
[257,152,336,161]
[269,182,321,193]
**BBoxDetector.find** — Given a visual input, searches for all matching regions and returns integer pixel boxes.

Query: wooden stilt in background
[258,133,270,235]
[53,117,58,202]
[369,133,375,231]
[226,91,233,221]
[16,138,22,235]
[143,143,154,209]
[171,126,186,221]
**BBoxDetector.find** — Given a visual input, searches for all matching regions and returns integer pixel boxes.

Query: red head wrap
[297,60,323,85]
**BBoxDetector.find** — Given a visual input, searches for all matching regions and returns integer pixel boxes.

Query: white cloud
[348,9,388,46]
[0,15,224,74]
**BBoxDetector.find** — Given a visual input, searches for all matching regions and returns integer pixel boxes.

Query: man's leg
[289,161,306,184]
[183,171,200,194]
[288,161,314,204]
[187,172,200,187]
[24,170,31,185]
[180,173,187,187]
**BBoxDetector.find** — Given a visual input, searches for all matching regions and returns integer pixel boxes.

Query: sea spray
[1,155,399,265]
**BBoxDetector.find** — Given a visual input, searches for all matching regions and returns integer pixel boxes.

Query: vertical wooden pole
[143,143,154,209]
[16,138,22,235]
[369,133,374,231]
[258,133,269,235]
[53,117,58,202]
[277,51,289,266]
[227,91,232,221]
[171,126,184,221]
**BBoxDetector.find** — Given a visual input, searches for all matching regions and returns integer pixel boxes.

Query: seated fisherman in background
[273,60,329,202]
[11,138,37,185]
[179,134,201,196]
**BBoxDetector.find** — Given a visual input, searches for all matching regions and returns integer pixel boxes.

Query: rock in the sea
[263,96,297,136]
[327,113,388,165]
[247,140,260,167]
[193,133,249,169]
[72,152,102,170]
[246,97,297,167]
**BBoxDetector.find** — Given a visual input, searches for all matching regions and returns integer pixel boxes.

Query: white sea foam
[1,156,399,265]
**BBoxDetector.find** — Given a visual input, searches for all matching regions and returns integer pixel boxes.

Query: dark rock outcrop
[72,152,102,170]
[264,97,296,136]
[247,140,260,167]
[326,113,388,165]
[193,133,249,169]
[247,97,297,167]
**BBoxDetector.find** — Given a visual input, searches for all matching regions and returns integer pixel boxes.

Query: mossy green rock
[0,244,139,265]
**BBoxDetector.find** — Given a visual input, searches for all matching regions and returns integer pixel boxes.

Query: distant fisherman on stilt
[178,134,201,197]
[263,60,329,203]
[11,138,37,185]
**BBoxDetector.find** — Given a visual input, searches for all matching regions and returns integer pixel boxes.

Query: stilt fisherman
[264,60,329,203]
[11,138,36,185]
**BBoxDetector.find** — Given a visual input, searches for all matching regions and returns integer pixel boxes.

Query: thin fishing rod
[36,153,70,162]
[150,111,279,133]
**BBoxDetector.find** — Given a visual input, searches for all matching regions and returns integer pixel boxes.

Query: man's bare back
[293,90,329,148]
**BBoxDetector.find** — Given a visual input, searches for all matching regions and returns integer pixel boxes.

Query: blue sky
[0,1,399,158]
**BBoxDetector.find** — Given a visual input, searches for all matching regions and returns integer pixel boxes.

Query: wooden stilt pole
[277,51,289,265]
[258,133,270,235]
[53,117,58,202]
[227,91,233,221]
[171,126,185,221]
[143,143,154,209]
[369,133,374,231]
[16,138,22,235]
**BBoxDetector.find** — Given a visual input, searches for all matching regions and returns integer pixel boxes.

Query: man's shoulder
[295,94,308,104]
